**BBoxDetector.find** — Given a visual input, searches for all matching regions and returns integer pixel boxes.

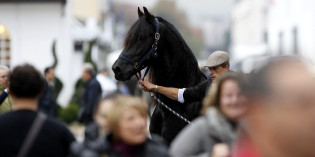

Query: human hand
[211,143,230,157]
[138,81,155,92]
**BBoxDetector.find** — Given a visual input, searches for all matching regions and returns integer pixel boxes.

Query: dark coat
[78,77,102,125]
[38,81,56,117]
[71,132,170,157]
[0,90,8,105]
[183,79,212,103]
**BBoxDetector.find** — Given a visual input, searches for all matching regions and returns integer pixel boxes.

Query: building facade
[0,0,81,106]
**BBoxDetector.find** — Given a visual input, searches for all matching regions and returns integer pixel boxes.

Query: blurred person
[233,57,315,157]
[0,65,13,114]
[200,66,211,79]
[38,66,56,117]
[93,94,116,135]
[71,94,117,157]
[96,68,117,98]
[170,72,249,157]
[139,50,230,104]
[87,93,118,139]
[117,81,130,95]
[44,66,55,86]
[0,64,75,157]
[71,95,169,157]
[78,63,102,125]
[102,95,169,157]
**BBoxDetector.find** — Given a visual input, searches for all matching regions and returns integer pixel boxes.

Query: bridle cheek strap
[118,18,160,81]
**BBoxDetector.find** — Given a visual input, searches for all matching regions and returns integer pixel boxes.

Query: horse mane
[156,17,195,59]
[151,17,205,86]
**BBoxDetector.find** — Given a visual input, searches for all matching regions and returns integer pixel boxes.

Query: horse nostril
[113,65,121,74]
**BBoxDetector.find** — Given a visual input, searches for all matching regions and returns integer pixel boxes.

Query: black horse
[112,7,206,145]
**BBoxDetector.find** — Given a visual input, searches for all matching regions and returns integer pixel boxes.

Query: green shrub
[69,79,84,105]
[58,104,79,124]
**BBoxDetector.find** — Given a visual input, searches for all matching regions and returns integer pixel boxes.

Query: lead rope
[148,91,192,124]
[139,66,192,125]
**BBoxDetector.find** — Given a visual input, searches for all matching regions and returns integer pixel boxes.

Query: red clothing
[232,134,260,157]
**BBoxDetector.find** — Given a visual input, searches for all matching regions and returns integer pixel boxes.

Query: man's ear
[224,65,230,71]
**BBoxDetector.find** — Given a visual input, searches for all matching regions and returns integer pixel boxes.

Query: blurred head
[202,72,248,121]
[0,65,9,89]
[205,51,230,81]
[44,67,55,82]
[9,64,45,99]
[93,94,117,134]
[108,95,147,145]
[247,56,315,157]
[100,68,109,76]
[82,63,95,82]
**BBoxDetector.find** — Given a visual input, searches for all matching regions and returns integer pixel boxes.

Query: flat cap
[205,51,229,68]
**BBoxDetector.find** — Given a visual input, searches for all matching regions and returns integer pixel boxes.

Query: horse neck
[150,31,205,87]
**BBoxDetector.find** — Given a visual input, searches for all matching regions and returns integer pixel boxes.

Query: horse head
[112,7,159,81]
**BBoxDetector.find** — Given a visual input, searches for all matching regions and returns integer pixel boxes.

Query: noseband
[119,18,160,80]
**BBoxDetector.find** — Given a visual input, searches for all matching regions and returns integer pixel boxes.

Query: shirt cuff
[4,89,8,93]
[177,88,186,104]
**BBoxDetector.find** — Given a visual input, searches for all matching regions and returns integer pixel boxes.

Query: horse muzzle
[112,60,134,81]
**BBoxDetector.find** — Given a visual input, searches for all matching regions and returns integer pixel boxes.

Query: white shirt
[177,88,186,104]
[96,74,117,98]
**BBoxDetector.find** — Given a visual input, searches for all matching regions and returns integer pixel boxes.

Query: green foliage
[50,40,74,124]
[50,40,64,100]
[66,39,98,124]
[51,40,58,68]
[56,103,62,116]
[84,39,98,72]
[54,77,63,100]
[69,79,84,105]
[58,104,79,124]
[68,39,98,117]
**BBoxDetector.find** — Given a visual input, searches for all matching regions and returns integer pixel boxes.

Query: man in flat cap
[205,51,230,81]
[139,50,230,104]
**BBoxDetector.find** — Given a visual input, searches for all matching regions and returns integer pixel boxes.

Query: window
[0,24,10,67]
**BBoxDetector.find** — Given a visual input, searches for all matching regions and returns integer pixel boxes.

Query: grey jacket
[170,107,236,157]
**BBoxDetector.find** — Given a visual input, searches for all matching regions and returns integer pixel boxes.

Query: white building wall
[0,2,79,106]
[267,0,315,61]
[231,0,267,61]
[202,19,226,50]
[231,0,315,72]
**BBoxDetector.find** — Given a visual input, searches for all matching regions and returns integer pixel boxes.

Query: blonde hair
[107,95,148,138]
[202,72,248,115]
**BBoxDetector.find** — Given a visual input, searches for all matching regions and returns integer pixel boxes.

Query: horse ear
[143,7,154,21]
[138,7,144,18]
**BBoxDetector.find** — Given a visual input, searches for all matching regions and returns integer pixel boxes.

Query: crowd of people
[0,51,314,157]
